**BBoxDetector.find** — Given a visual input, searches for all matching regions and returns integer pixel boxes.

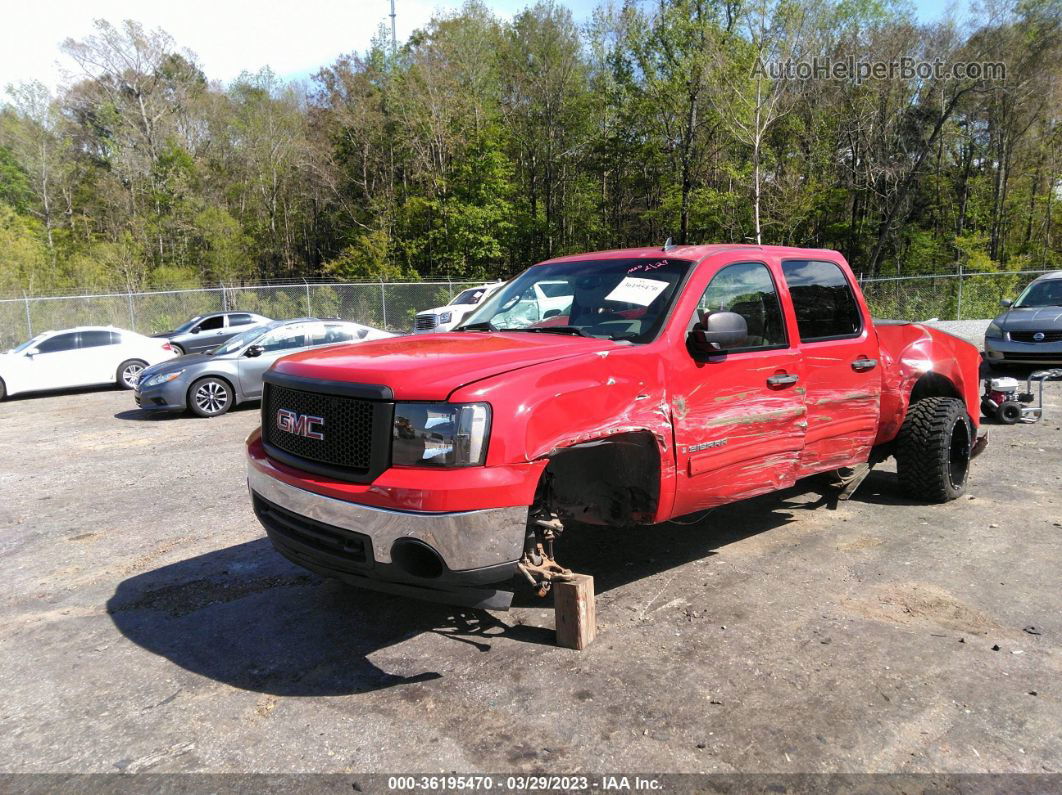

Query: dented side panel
[874,323,983,445]
[793,328,883,477]
[668,348,806,516]
[451,345,678,521]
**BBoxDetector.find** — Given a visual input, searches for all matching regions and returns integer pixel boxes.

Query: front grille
[415,314,437,330]
[263,383,375,471]
[253,493,370,568]
[1010,330,1062,343]
[1000,351,1062,361]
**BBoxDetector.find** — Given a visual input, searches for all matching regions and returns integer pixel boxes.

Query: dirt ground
[0,367,1059,776]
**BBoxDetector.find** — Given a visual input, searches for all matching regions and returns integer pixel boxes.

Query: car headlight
[392,402,491,467]
[439,311,453,324]
[143,369,185,387]
[985,321,1004,339]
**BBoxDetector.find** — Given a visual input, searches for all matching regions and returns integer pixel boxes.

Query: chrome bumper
[247,465,528,571]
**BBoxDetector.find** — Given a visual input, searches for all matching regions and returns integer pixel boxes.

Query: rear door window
[79,330,120,348]
[781,260,863,342]
[228,313,256,326]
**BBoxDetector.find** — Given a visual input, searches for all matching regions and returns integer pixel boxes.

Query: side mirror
[245,344,264,358]
[999,299,1013,309]
[190,326,201,334]
[688,311,748,354]
[25,347,40,357]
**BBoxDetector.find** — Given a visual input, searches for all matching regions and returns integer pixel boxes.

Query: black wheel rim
[947,418,971,489]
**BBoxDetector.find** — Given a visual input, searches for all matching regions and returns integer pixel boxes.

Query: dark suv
[154,311,272,355]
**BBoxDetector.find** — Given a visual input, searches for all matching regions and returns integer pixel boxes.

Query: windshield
[1015,279,1062,308]
[458,258,692,343]
[12,334,46,354]
[451,287,491,306]
[211,325,272,356]
[174,315,205,333]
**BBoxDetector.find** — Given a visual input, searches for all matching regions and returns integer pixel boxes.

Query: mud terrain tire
[896,396,972,503]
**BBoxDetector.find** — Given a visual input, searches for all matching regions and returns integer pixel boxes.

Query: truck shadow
[107,538,557,697]
[108,492,807,696]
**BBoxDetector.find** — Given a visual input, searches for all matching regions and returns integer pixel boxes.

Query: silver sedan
[134,318,393,417]
[984,271,1062,367]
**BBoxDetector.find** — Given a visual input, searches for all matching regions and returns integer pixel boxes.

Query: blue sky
[1,0,971,94]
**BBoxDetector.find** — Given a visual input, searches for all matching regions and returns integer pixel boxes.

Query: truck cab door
[779,259,882,476]
[669,260,806,517]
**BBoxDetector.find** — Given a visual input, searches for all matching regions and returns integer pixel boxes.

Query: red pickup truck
[246,245,985,609]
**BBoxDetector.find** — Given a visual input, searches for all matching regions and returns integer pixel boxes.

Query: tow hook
[517,514,573,597]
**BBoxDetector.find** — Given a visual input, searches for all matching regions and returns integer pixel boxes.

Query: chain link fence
[0,281,482,350]
[1,270,1057,351]
[859,269,1056,322]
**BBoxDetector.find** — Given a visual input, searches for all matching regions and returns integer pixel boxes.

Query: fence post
[23,292,32,338]
[956,264,963,321]
[380,281,388,329]
[127,291,135,330]
[221,282,228,312]
[304,279,312,316]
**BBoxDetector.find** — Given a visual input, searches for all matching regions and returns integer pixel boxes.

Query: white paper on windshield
[605,277,668,306]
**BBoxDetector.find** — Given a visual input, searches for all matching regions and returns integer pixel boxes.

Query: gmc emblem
[277,408,325,440]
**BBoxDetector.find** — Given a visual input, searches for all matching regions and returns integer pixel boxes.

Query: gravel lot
[0,366,1060,776]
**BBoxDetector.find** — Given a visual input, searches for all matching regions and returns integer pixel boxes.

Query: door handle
[851,358,878,372]
[767,373,799,387]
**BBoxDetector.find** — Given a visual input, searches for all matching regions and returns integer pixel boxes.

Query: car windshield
[458,258,692,343]
[173,315,205,333]
[1015,279,1062,308]
[451,287,491,306]
[211,325,273,356]
[11,334,46,354]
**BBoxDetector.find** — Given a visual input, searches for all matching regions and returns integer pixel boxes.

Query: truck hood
[271,332,619,400]
[997,306,1062,328]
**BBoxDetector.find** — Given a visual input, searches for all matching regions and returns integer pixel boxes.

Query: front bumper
[134,378,189,411]
[248,464,528,610]
[984,335,1062,365]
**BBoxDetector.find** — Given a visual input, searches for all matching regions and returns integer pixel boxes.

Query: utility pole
[389,0,397,54]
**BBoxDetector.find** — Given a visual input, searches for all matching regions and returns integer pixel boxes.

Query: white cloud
[0,0,540,93]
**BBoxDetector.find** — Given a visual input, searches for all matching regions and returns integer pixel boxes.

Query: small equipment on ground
[981,369,1062,424]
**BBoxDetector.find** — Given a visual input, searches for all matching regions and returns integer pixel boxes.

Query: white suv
[413,283,505,334]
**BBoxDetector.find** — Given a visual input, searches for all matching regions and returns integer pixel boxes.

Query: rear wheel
[116,359,147,390]
[895,396,972,502]
[188,377,234,417]
[0,377,6,401]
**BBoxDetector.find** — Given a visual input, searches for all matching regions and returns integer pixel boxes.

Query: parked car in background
[413,283,504,334]
[984,271,1062,367]
[135,318,392,417]
[153,311,272,355]
[0,327,178,400]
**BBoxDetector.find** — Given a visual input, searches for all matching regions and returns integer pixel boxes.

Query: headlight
[143,369,185,387]
[985,322,1004,339]
[392,402,491,467]
[439,311,453,324]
